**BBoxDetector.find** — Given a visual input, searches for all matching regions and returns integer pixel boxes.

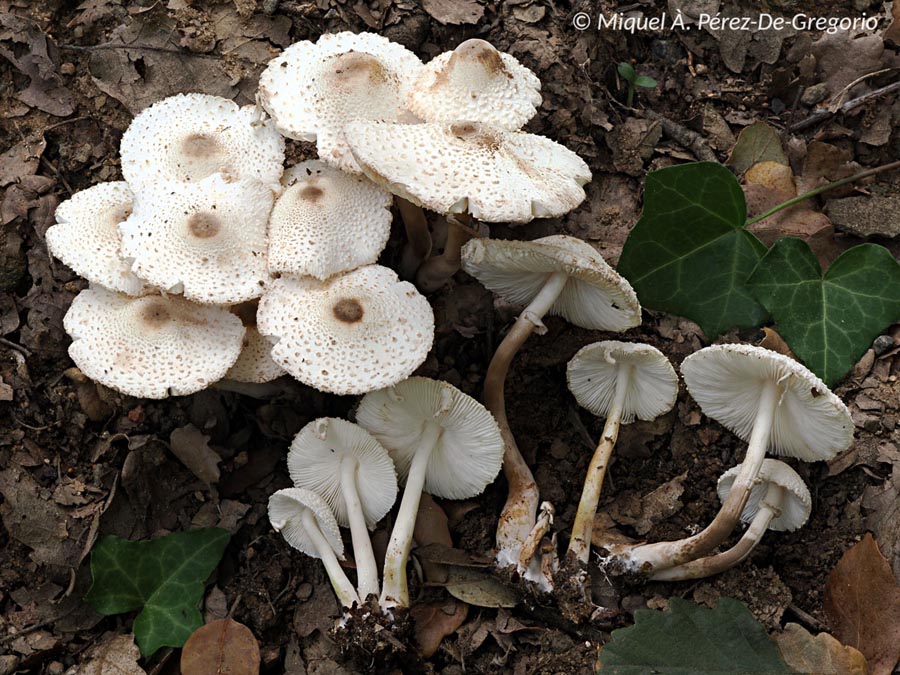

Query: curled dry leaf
[180,618,260,675]
[169,424,221,485]
[411,598,469,658]
[74,632,146,675]
[774,623,868,675]
[824,534,900,675]
[759,327,795,359]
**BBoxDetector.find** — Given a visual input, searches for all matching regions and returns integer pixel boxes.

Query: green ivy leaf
[746,238,900,385]
[597,597,795,674]
[634,75,657,88]
[617,62,636,82]
[617,162,768,339]
[85,528,230,657]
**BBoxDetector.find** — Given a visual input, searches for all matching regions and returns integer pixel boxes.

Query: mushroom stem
[567,363,631,564]
[396,197,432,280]
[380,421,443,609]
[339,456,380,600]
[487,271,569,569]
[416,214,477,292]
[649,484,782,581]
[300,510,361,609]
[519,501,555,571]
[609,380,780,572]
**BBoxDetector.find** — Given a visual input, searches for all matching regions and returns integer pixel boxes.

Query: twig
[641,109,717,162]
[788,79,900,132]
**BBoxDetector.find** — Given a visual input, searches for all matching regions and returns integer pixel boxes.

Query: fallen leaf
[758,327,795,359]
[422,0,484,25]
[824,534,900,675]
[0,136,46,188]
[886,0,900,45]
[180,618,260,675]
[413,493,453,583]
[727,121,788,174]
[862,460,900,580]
[74,633,146,675]
[811,31,900,99]
[170,424,221,485]
[411,598,468,658]
[774,623,868,675]
[607,472,686,535]
[796,141,861,197]
[444,567,519,608]
[745,161,796,194]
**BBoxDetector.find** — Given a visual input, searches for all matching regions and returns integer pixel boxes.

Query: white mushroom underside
[268,487,345,559]
[717,459,811,531]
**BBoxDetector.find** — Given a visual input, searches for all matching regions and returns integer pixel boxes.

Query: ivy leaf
[747,238,900,385]
[85,528,230,657]
[617,162,768,339]
[597,597,794,674]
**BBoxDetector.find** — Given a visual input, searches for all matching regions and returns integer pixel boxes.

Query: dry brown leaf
[886,0,900,45]
[824,534,900,675]
[726,120,787,174]
[444,567,518,608]
[607,471,686,535]
[759,327,795,359]
[180,618,260,675]
[422,0,483,25]
[796,141,861,197]
[411,598,468,658]
[774,623,868,675]
[169,424,221,485]
[745,161,796,194]
[75,633,146,675]
[414,493,453,583]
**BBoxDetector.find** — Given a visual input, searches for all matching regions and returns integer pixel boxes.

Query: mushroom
[407,39,542,130]
[268,487,361,609]
[257,31,422,175]
[650,459,811,581]
[46,182,145,296]
[63,286,245,398]
[459,236,641,572]
[288,418,398,600]
[120,93,284,192]
[223,302,284,385]
[355,377,505,609]
[268,161,392,280]
[119,174,273,305]
[608,344,852,573]
[257,264,434,396]
[565,341,678,565]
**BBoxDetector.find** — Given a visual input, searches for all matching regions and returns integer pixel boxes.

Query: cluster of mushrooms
[47,30,855,620]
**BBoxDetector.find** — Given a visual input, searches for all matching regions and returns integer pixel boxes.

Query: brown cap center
[141,300,171,327]
[450,122,501,150]
[330,51,387,85]
[454,39,505,75]
[332,298,364,324]
[188,212,221,239]
[299,184,325,202]
[182,133,222,159]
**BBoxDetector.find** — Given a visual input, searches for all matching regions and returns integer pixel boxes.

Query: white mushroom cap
[224,326,284,383]
[63,286,245,398]
[120,93,285,192]
[717,459,811,531]
[257,265,434,395]
[355,377,504,500]
[407,39,541,130]
[119,174,273,305]
[268,487,345,559]
[345,120,591,223]
[288,417,398,529]
[567,341,678,424]
[681,344,853,462]
[462,235,641,331]
[258,32,423,174]
[268,161,392,280]
[46,182,145,296]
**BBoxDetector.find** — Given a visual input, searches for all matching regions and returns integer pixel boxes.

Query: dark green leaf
[747,239,900,385]
[617,162,768,338]
[726,121,788,175]
[85,528,230,657]
[598,597,795,674]
[634,75,657,88]
[617,62,636,82]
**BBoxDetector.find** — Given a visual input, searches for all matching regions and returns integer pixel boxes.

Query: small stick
[641,109,717,162]
[788,79,900,132]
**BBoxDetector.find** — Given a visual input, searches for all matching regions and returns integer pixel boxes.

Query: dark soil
[1,0,899,673]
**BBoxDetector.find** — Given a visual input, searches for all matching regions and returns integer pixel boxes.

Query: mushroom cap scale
[119,174,273,305]
[355,377,504,500]
[681,344,853,462]
[345,120,591,223]
[47,182,145,296]
[717,459,811,531]
[461,235,642,331]
[288,418,398,529]
[257,265,434,396]
[120,93,285,191]
[63,286,245,399]
[567,341,678,423]
[268,487,345,559]
[407,39,541,130]
[258,32,423,174]
[268,161,392,280]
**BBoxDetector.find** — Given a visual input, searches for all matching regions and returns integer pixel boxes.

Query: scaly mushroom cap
[567,341,678,424]
[268,487,345,560]
[257,265,434,395]
[258,32,423,173]
[225,326,284,383]
[119,174,273,305]
[64,286,245,398]
[120,93,285,192]
[407,39,541,130]
[355,377,504,500]
[681,344,853,462]
[268,161,392,280]
[345,120,591,223]
[288,417,398,529]
[717,459,811,531]
[46,182,145,296]
[462,235,641,331]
